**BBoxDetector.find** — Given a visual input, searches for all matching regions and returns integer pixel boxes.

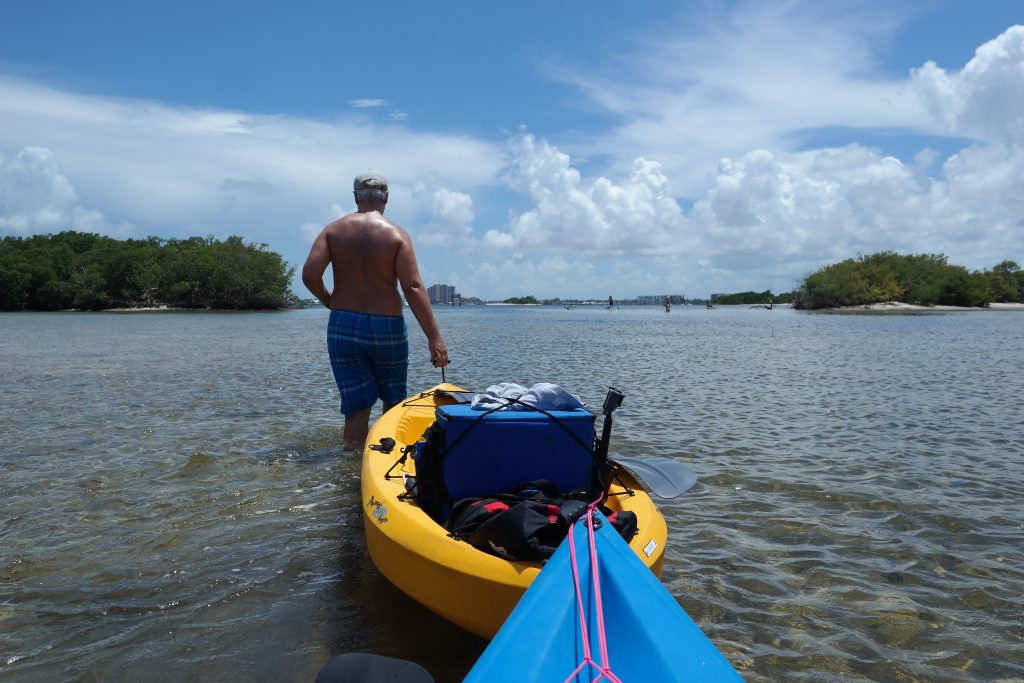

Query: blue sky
[2,0,1022,300]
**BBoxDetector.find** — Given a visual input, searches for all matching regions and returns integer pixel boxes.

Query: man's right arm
[302,230,333,307]
[395,235,449,367]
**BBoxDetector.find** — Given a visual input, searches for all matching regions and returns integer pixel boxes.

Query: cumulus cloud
[689,138,1024,277]
[471,86,1022,295]
[0,75,501,208]
[500,12,1024,296]
[481,229,515,250]
[475,110,1022,296]
[0,146,108,233]
[691,146,922,268]
[419,187,476,247]
[298,203,348,243]
[485,133,689,255]
[471,254,600,297]
[911,25,1024,143]
[0,75,502,276]
[555,1,931,198]
[3,10,1023,301]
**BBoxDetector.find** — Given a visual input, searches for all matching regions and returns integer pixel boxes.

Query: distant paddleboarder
[664,295,671,313]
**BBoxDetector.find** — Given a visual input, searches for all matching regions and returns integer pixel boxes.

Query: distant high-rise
[428,283,458,305]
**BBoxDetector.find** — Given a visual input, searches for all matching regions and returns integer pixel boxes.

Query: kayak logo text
[367,496,389,525]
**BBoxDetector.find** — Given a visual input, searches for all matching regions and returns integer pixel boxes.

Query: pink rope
[561,501,623,683]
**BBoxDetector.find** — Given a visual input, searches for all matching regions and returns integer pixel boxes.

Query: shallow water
[2,305,1022,682]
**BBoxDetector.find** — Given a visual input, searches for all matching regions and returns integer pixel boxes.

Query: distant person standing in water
[302,170,449,446]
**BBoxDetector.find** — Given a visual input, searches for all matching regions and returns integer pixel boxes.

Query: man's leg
[342,407,372,447]
[328,310,378,448]
[369,315,409,421]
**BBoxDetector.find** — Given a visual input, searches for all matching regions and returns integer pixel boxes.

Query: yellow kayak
[360,383,668,639]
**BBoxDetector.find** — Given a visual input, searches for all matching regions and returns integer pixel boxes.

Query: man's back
[323,211,406,315]
[302,168,449,445]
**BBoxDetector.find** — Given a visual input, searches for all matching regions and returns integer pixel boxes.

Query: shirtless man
[302,170,449,446]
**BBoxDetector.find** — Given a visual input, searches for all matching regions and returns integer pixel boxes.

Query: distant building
[428,283,458,305]
[637,294,685,305]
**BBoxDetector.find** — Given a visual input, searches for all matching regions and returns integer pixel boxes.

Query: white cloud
[691,146,923,268]
[487,133,689,255]
[937,143,1024,260]
[0,75,502,280]
[298,203,348,243]
[555,1,931,198]
[911,26,1024,143]
[3,11,1023,301]
[0,146,109,233]
[298,221,322,244]
[470,254,600,298]
[419,187,475,247]
[462,251,702,300]
[348,98,388,108]
[485,11,1024,297]
[0,76,501,211]
[473,107,1023,297]
[481,229,515,249]
[688,139,1024,278]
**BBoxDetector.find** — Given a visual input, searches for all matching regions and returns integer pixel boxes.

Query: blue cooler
[436,403,597,501]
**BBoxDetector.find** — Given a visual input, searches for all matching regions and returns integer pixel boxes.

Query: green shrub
[794,252,1018,309]
[0,231,294,310]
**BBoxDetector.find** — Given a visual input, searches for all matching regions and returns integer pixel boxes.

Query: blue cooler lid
[434,403,596,500]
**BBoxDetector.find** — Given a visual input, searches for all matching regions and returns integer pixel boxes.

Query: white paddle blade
[611,456,698,499]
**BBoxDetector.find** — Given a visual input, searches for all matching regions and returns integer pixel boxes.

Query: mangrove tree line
[793,252,1024,310]
[0,231,296,310]
[710,290,795,305]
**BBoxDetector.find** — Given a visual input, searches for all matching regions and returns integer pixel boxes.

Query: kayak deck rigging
[360,383,667,638]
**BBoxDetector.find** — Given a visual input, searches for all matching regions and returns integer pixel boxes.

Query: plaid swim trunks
[327,309,409,416]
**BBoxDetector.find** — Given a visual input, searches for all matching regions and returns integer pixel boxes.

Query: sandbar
[843,301,1024,312]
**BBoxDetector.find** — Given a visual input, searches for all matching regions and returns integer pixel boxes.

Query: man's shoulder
[326,213,408,243]
[326,212,361,229]
[364,213,410,242]
[319,213,349,236]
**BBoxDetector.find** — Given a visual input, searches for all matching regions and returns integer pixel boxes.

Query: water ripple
[2,307,1023,682]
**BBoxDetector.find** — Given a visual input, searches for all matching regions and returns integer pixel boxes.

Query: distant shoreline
[7,301,1023,313]
[0,305,296,313]
[838,301,1024,312]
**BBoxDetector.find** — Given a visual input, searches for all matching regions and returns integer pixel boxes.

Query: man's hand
[429,338,450,368]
